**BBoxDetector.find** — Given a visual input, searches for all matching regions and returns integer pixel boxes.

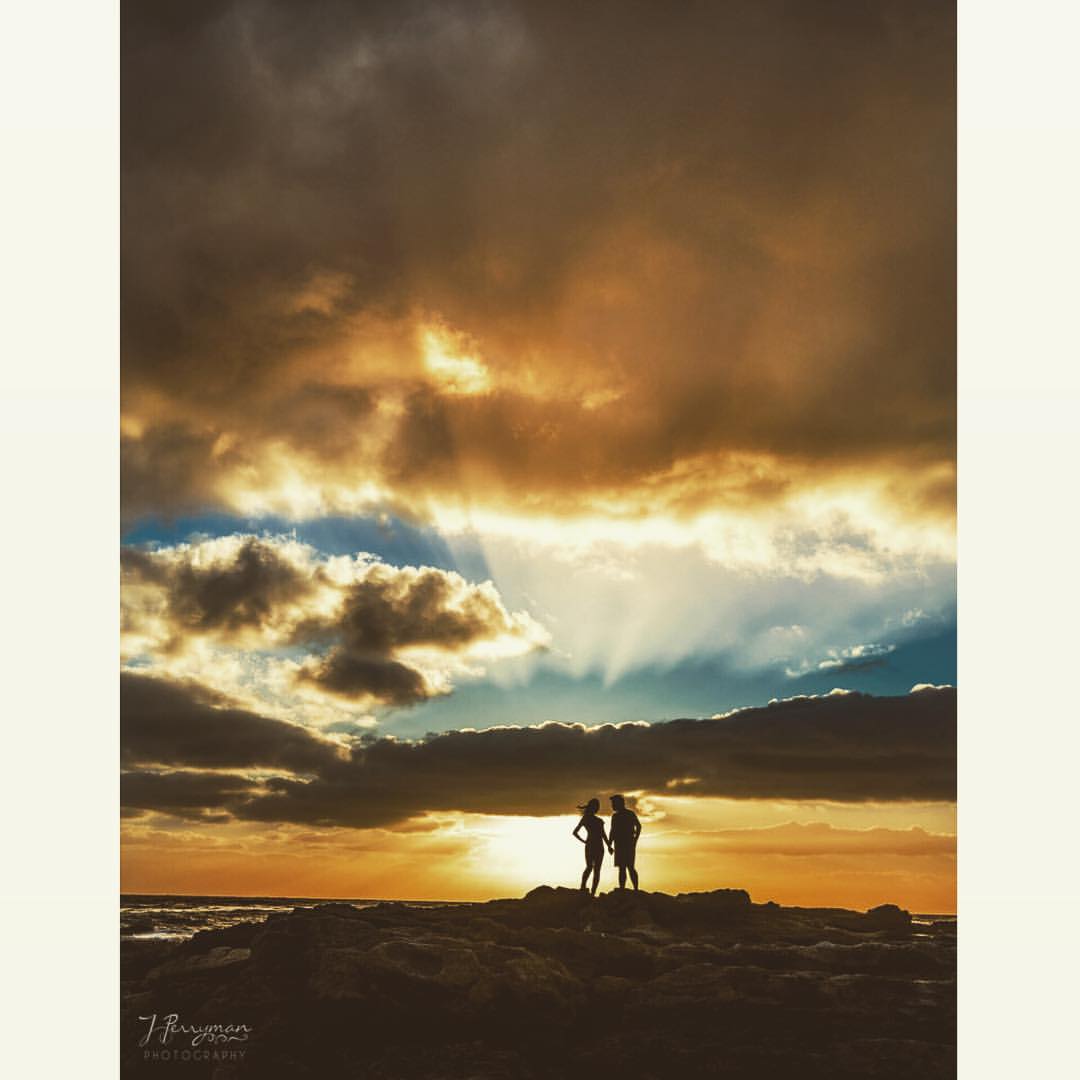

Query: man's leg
[618,865,627,889]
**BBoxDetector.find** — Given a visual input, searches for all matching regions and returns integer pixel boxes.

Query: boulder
[864,903,913,932]
[147,945,251,980]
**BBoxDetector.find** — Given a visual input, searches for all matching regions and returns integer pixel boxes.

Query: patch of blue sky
[785,625,956,699]
[379,620,957,739]
[121,655,155,670]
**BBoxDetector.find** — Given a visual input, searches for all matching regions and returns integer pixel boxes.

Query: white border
[0,2,119,1076]
[958,1,1080,1076]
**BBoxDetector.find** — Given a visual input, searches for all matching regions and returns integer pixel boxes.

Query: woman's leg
[580,863,591,890]
[590,861,601,895]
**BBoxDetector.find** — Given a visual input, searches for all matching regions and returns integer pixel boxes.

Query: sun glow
[468,815,590,891]
[421,328,491,395]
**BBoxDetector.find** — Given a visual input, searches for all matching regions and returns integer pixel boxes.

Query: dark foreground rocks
[121,887,955,1079]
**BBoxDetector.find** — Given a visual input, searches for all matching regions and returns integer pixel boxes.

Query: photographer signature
[138,1013,252,1048]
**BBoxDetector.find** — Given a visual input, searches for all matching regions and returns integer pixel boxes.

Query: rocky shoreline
[121,886,955,1079]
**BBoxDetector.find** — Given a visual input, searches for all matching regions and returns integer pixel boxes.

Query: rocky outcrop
[147,946,252,981]
[121,888,955,1079]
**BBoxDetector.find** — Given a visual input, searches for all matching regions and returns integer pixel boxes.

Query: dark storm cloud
[121,671,345,772]
[295,651,432,705]
[119,769,261,823]
[120,424,245,520]
[123,537,313,635]
[120,687,956,827]
[301,567,535,652]
[121,0,955,519]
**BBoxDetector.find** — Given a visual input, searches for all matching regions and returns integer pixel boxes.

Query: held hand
[607,845,613,854]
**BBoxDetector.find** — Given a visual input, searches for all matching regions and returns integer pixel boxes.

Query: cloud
[681,821,955,857]
[119,769,260,823]
[295,652,433,705]
[121,671,345,772]
[121,0,955,526]
[786,642,897,678]
[122,534,548,706]
[120,686,956,827]
[121,423,245,520]
[122,537,313,637]
[816,643,896,672]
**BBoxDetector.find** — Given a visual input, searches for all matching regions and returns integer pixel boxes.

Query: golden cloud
[121,1,954,533]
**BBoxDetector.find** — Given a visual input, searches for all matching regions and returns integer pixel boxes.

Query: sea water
[121,894,463,941]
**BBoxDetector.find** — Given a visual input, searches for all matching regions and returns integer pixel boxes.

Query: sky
[120,0,956,911]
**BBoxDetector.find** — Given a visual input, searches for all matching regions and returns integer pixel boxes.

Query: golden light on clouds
[122,0,955,536]
[421,326,492,396]
[122,536,550,723]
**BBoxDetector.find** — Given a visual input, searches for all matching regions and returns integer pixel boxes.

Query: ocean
[122,894,955,942]
[121,894,466,941]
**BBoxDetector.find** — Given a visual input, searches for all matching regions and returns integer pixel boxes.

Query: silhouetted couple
[572,795,641,896]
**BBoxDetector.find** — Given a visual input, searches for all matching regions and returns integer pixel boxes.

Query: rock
[120,937,175,981]
[177,920,261,955]
[147,945,251,980]
[864,903,913,932]
[120,886,953,1079]
[523,885,559,901]
[506,885,594,927]
[594,974,633,997]
[513,925,658,979]
[307,902,370,920]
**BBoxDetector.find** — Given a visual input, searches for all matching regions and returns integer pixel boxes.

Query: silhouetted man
[609,794,641,890]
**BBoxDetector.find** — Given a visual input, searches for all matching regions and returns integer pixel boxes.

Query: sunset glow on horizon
[122,795,957,914]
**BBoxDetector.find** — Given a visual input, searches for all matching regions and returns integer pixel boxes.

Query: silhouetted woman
[572,798,611,896]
